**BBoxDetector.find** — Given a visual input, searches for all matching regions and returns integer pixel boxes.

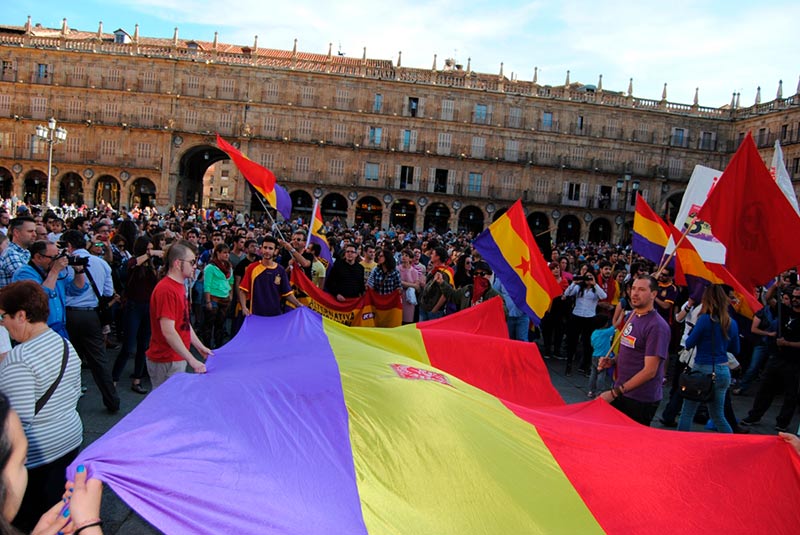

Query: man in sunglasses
[147,240,212,390]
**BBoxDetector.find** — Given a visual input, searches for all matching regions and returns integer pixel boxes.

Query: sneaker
[776,425,789,433]
[739,417,761,426]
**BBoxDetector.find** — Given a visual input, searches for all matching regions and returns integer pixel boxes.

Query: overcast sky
[6,0,795,107]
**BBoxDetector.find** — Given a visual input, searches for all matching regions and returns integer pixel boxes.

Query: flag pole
[306,199,319,248]
[252,190,288,242]
[535,225,557,237]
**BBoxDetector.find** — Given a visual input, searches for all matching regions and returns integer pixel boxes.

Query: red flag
[697,133,800,287]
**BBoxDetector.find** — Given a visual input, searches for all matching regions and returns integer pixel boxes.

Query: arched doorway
[0,167,13,200]
[389,199,416,230]
[130,178,157,209]
[457,205,484,235]
[527,211,551,259]
[589,217,612,243]
[556,214,581,244]
[621,221,634,245]
[321,193,348,226]
[664,191,684,226]
[23,170,47,205]
[355,196,382,227]
[491,207,509,222]
[58,172,84,207]
[94,175,120,208]
[423,203,450,233]
[178,144,228,209]
[290,189,313,223]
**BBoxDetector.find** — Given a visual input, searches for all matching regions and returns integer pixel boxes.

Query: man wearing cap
[450,260,501,312]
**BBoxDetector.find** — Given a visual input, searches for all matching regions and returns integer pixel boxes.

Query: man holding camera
[60,230,120,413]
[12,241,89,339]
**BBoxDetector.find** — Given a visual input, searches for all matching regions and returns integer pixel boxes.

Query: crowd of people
[0,198,797,531]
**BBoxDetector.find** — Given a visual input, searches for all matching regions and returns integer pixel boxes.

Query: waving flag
[473,200,562,324]
[697,133,800,287]
[632,194,671,265]
[216,134,292,219]
[670,226,762,318]
[770,140,799,214]
[69,301,800,534]
[306,199,333,268]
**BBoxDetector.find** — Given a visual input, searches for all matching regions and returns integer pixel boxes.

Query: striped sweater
[0,328,82,468]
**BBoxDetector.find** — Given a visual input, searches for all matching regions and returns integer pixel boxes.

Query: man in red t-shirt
[147,240,212,389]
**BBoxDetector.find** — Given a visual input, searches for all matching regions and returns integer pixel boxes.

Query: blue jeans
[678,363,732,433]
[507,315,529,341]
[738,344,771,392]
[419,309,444,322]
[113,301,151,382]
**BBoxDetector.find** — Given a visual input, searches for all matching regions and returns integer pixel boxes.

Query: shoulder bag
[678,316,717,402]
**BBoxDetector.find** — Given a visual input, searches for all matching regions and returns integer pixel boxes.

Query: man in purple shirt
[598,275,671,425]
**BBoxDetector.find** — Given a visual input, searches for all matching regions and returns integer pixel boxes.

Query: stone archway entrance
[178,144,228,208]
[95,175,120,208]
[58,172,83,206]
[389,199,416,230]
[130,177,157,208]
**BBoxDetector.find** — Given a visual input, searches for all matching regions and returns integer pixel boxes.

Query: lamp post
[615,174,640,243]
[35,117,68,207]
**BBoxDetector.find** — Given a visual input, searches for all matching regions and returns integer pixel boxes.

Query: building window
[219,79,235,98]
[0,95,8,116]
[757,127,768,146]
[139,106,154,126]
[373,93,383,113]
[606,118,619,138]
[504,140,519,161]
[141,70,156,89]
[336,89,350,110]
[699,131,715,150]
[301,86,314,106]
[298,119,313,138]
[781,124,788,141]
[437,133,451,155]
[220,186,229,197]
[1,60,13,80]
[28,134,43,155]
[30,97,47,119]
[668,157,683,178]
[508,107,522,128]
[441,99,455,121]
[260,153,274,169]
[219,113,233,131]
[792,157,800,176]
[221,169,229,180]
[541,112,553,131]
[64,136,80,155]
[333,123,347,142]
[434,169,448,193]
[576,115,585,132]
[36,63,49,80]
[102,103,118,123]
[471,136,486,159]
[136,142,152,160]
[368,126,382,146]
[400,129,417,151]
[634,153,648,172]
[264,82,279,102]
[364,162,380,181]
[407,97,419,117]
[399,166,414,189]
[295,156,310,173]
[538,143,553,162]
[670,127,686,147]
[263,116,277,136]
[329,159,344,176]
[185,110,198,129]
[106,68,121,85]
[637,122,649,141]
[567,182,581,201]
[468,172,482,193]
[101,139,117,157]
[473,104,488,124]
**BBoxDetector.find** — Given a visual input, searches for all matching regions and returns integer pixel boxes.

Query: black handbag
[679,315,717,402]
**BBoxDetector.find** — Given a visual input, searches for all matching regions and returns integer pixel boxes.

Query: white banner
[666,165,726,263]
[770,140,799,214]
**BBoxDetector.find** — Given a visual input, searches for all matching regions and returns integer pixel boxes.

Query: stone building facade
[0,17,798,242]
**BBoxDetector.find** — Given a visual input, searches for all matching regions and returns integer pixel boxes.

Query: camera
[67,255,89,267]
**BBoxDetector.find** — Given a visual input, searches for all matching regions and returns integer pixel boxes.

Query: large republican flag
[697,133,800,287]
[68,301,800,534]
[216,134,292,219]
[632,193,671,265]
[473,200,562,324]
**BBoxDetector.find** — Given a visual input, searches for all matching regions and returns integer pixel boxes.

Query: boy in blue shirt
[588,316,617,398]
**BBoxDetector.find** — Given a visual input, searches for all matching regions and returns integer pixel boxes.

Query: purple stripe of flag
[69,310,367,535]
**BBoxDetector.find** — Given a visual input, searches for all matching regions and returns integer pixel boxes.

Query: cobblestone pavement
[81,343,791,534]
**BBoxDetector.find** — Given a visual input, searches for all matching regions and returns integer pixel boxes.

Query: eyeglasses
[474,271,489,277]
[180,258,197,266]
[38,253,58,259]
[93,243,105,248]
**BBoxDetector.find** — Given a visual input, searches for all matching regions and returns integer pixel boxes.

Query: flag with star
[473,200,563,324]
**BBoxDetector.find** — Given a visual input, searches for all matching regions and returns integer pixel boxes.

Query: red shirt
[147,277,191,363]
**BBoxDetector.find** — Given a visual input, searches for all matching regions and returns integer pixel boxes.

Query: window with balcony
[399,166,414,189]
[101,139,117,157]
[567,182,581,202]
[65,137,80,156]
[468,172,482,193]
[757,127,768,146]
[364,162,380,181]
[0,95,8,116]
[699,131,715,150]
[28,134,43,156]
[441,99,454,121]
[508,107,522,128]
[541,111,554,131]
[781,124,788,141]
[368,126,382,146]
[295,156,310,173]
[66,100,83,121]
[373,93,383,113]
[668,157,683,178]
[260,153,274,169]
[336,89,351,110]
[137,142,152,161]
[102,103,119,123]
[264,82,279,102]
[504,140,519,161]
[299,119,313,138]
[434,169,448,193]
[670,127,687,147]
[407,97,419,117]
[473,104,488,124]
[471,136,486,159]
[400,129,417,151]
[185,110,198,129]
[219,79,235,98]
[30,97,47,119]
[301,86,315,106]
[437,133,451,155]
[263,116,277,136]
[219,113,233,131]
[330,159,344,176]
[333,123,347,142]
[1,60,13,81]
[139,106,154,126]
[35,63,49,81]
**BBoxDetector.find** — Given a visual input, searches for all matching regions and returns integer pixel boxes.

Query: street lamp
[615,174,640,243]
[35,117,68,207]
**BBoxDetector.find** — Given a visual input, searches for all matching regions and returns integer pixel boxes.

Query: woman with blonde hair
[677,284,740,433]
